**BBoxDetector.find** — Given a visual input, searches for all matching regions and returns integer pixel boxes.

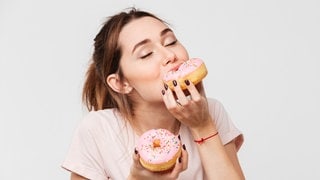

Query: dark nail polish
[184,79,190,86]
[183,144,186,150]
[161,90,165,95]
[178,156,182,163]
[164,83,168,90]
[178,134,181,140]
[134,148,138,154]
[173,80,177,86]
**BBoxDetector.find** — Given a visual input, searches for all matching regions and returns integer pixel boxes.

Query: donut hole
[152,139,161,148]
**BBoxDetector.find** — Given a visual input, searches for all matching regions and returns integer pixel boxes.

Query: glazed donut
[137,128,182,172]
[163,58,207,90]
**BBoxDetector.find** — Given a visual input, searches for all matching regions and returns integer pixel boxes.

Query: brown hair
[82,7,164,120]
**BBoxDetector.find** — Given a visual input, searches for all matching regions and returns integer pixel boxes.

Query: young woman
[62,8,245,180]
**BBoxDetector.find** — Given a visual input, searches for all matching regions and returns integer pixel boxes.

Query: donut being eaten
[163,58,207,90]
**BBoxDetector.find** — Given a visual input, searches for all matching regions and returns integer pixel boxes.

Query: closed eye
[165,40,177,46]
[140,52,153,59]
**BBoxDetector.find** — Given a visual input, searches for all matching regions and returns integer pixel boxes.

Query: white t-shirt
[62,98,243,180]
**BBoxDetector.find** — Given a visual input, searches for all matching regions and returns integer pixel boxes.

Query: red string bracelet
[194,132,219,144]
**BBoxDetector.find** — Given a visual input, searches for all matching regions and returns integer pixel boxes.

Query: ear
[106,74,133,94]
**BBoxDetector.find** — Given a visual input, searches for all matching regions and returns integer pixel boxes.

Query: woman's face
[118,16,189,102]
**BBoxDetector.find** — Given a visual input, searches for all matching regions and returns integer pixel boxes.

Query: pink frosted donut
[163,58,207,90]
[137,128,182,172]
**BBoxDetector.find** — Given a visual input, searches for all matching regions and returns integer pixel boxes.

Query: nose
[161,48,177,66]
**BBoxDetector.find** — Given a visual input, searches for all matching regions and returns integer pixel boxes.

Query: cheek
[129,65,160,80]
[122,63,162,88]
[173,44,189,60]
[129,73,164,101]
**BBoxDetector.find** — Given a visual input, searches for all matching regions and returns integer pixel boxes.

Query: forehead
[118,16,168,51]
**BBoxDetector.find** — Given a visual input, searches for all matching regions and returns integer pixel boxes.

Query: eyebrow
[131,28,173,54]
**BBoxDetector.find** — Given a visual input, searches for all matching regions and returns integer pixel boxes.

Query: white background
[1,0,319,179]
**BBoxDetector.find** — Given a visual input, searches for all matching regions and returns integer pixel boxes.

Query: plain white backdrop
[1,0,319,179]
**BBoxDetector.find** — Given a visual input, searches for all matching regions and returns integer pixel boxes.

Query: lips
[168,63,183,74]
[163,63,183,81]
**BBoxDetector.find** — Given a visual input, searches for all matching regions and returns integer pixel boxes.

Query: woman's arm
[191,120,245,180]
[224,140,245,179]
[162,81,244,179]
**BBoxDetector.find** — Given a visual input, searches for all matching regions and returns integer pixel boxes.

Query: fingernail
[173,80,177,86]
[184,79,190,86]
[164,83,168,90]
[183,144,186,150]
[134,148,138,154]
[161,90,165,95]
[178,134,181,140]
[178,156,182,163]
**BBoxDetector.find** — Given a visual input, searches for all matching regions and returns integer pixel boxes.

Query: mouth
[168,63,183,74]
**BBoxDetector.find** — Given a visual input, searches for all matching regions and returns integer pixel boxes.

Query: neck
[131,102,180,135]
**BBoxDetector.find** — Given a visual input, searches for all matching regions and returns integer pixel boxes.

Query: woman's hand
[128,147,188,180]
[162,80,214,132]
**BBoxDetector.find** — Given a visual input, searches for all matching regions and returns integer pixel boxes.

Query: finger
[167,155,183,179]
[132,148,142,170]
[184,79,201,102]
[169,144,189,177]
[196,82,206,95]
[162,83,179,109]
[181,144,189,171]
[172,80,189,106]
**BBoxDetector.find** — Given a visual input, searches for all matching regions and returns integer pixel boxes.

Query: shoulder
[62,109,124,179]
[83,109,119,122]
[207,98,244,149]
[207,97,221,106]
[207,97,228,114]
[76,109,124,134]
[206,97,232,124]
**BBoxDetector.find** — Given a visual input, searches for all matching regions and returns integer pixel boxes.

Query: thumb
[132,148,142,169]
